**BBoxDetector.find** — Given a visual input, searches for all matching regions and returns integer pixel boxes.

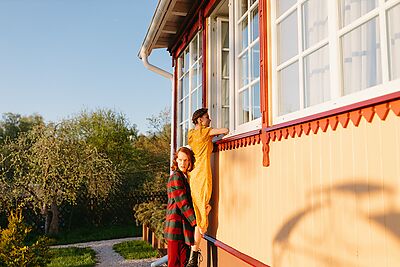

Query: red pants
[167,240,190,267]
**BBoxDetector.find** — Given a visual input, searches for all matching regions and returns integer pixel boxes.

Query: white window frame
[234,0,262,133]
[177,31,203,147]
[271,0,400,125]
[207,0,262,136]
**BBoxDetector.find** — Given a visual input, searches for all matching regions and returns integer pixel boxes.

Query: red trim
[204,0,219,17]
[173,57,178,152]
[264,91,400,133]
[202,13,207,107]
[259,0,270,167]
[203,234,271,267]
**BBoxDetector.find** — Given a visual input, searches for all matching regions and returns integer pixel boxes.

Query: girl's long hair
[171,146,196,172]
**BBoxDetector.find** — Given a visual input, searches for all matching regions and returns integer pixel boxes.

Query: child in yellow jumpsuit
[186,108,228,267]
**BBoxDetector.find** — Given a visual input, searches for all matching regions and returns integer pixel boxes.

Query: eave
[139,0,201,58]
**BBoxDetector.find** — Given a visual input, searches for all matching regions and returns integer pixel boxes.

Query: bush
[133,202,166,240]
[0,209,50,267]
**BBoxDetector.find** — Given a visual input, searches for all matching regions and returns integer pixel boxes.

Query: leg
[168,240,179,267]
[168,240,190,267]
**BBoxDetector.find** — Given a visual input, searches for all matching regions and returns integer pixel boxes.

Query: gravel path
[52,237,160,267]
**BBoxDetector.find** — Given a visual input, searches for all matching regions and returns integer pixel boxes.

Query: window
[177,32,203,147]
[208,0,261,133]
[272,0,400,124]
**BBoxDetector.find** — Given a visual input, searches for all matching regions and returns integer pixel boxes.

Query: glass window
[277,0,297,17]
[273,0,400,123]
[340,0,378,27]
[208,0,260,133]
[302,0,328,50]
[177,32,203,147]
[236,0,261,126]
[279,62,299,116]
[304,45,330,107]
[387,3,400,80]
[278,11,298,64]
[341,17,381,95]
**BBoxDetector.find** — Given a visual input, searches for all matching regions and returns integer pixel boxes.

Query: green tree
[136,108,171,192]
[0,113,44,145]
[0,208,49,267]
[0,123,119,234]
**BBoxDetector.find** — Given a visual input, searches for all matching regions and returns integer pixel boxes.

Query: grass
[47,247,96,267]
[113,240,158,260]
[52,223,141,245]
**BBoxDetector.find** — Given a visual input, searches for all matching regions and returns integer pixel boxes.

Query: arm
[209,127,229,136]
[168,174,197,227]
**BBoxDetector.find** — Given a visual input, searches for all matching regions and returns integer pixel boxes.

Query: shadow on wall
[273,180,400,267]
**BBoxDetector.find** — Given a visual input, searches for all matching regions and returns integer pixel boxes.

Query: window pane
[239,89,250,124]
[179,124,183,146]
[251,82,261,120]
[222,107,229,128]
[277,0,297,17]
[222,51,229,77]
[183,122,189,146]
[340,0,378,27]
[222,79,229,106]
[251,8,259,43]
[198,86,202,108]
[251,43,260,81]
[178,56,184,78]
[191,35,198,63]
[304,45,331,107]
[198,58,202,86]
[342,17,381,95]
[183,73,189,96]
[222,22,229,49]
[240,18,249,52]
[191,63,198,90]
[239,51,249,87]
[191,91,198,114]
[184,97,189,121]
[179,101,183,123]
[278,11,298,64]
[199,32,203,58]
[178,78,183,100]
[387,4,400,80]
[279,62,299,116]
[302,0,328,50]
[239,0,248,18]
[184,49,190,72]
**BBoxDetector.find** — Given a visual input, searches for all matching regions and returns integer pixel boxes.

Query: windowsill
[214,128,261,145]
[212,118,262,144]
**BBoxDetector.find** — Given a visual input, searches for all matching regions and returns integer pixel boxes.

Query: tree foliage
[0,208,50,267]
[0,123,119,234]
[0,108,171,232]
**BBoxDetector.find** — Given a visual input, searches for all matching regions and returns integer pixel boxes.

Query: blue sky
[0,0,172,133]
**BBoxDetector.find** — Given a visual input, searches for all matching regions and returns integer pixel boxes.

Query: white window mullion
[248,0,253,120]
[217,18,222,128]
[271,0,278,121]
[233,0,239,130]
[379,0,390,83]
[328,0,341,99]
[297,3,304,110]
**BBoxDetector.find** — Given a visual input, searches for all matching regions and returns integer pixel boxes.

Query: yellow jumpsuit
[188,126,213,230]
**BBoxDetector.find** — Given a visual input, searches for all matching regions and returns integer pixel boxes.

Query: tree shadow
[272,180,400,267]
